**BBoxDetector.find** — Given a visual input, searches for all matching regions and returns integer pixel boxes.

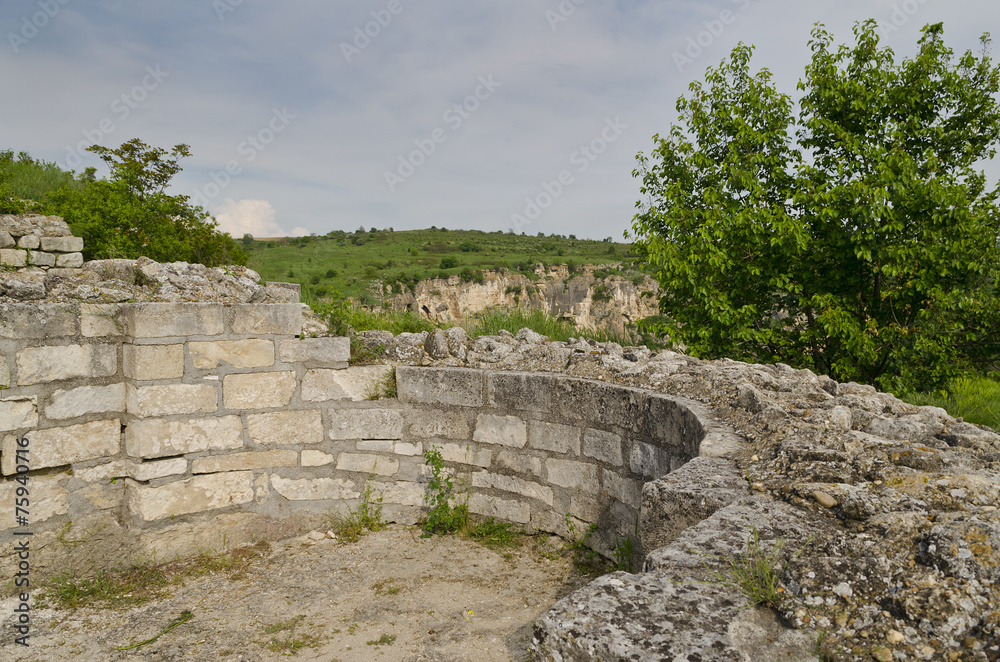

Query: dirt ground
[1,526,594,662]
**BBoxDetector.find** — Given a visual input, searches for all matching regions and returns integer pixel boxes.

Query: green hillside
[245,228,638,302]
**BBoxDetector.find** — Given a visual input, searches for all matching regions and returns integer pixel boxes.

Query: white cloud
[291,226,310,237]
[213,199,287,238]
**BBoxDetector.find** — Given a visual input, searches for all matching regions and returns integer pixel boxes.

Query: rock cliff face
[384,264,658,334]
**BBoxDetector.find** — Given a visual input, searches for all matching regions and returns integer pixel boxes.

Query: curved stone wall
[0,302,737,581]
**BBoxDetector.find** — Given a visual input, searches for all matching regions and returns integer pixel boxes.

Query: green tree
[631,22,1000,391]
[46,139,246,267]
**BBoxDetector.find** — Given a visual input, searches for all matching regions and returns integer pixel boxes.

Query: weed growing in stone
[366,633,397,646]
[421,447,469,536]
[327,474,386,542]
[612,516,641,573]
[364,369,397,400]
[709,523,802,609]
[562,515,611,576]
[261,614,323,654]
[467,517,521,549]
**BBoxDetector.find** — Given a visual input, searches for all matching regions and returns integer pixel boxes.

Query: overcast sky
[2,1,997,239]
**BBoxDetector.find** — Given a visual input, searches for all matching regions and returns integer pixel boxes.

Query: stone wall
[0,214,84,270]
[0,301,726,580]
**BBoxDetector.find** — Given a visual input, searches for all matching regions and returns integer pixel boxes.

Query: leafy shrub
[439,256,459,269]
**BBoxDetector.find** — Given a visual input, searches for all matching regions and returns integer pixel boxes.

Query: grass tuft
[898,373,1000,431]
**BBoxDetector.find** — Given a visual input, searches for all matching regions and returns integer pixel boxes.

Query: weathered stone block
[629,441,673,479]
[222,371,295,410]
[0,396,37,432]
[28,251,55,267]
[528,420,581,455]
[397,366,484,407]
[408,409,470,440]
[278,337,349,365]
[16,344,116,384]
[545,458,600,492]
[1,419,120,474]
[570,494,602,523]
[328,409,403,440]
[356,440,393,452]
[123,303,225,338]
[192,450,297,474]
[40,236,84,252]
[551,378,646,431]
[190,339,275,369]
[127,383,218,417]
[301,450,334,466]
[0,303,78,339]
[123,344,184,381]
[602,470,642,510]
[336,452,399,476]
[16,234,39,249]
[301,365,392,401]
[392,441,422,456]
[472,472,553,505]
[583,428,623,466]
[639,456,748,554]
[0,248,27,267]
[495,450,543,477]
[379,481,424,506]
[0,230,12,248]
[488,372,558,412]
[81,304,122,338]
[0,474,68,527]
[46,384,126,420]
[226,304,302,335]
[247,410,323,446]
[469,493,530,524]
[55,252,84,268]
[270,475,359,501]
[125,416,243,458]
[128,458,188,481]
[127,471,255,521]
[0,357,9,388]
[436,442,491,468]
[473,414,527,448]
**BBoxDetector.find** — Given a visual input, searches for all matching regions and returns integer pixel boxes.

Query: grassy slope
[245,228,635,301]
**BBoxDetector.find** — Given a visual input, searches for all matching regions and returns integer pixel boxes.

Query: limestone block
[123,344,184,381]
[0,303,77,339]
[469,493,530,524]
[27,251,55,267]
[127,383,218,417]
[123,303,225,338]
[0,419,120,474]
[408,410,470,439]
[55,252,84,268]
[436,442,491,468]
[392,441,422,456]
[488,371,559,412]
[529,420,581,455]
[270,475,359,501]
[473,414,527,448]
[301,450,334,466]
[335,452,399,476]
[81,304,122,338]
[45,384,126,420]
[328,409,403,440]
[0,474,68,527]
[190,339,275,369]
[639,456,748,554]
[396,366,484,407]
[0,248,27,267]
[570,494,602,523]
[356,440,393,452]
[192,449,297,474]
[128,458,188,481]
[278,337,349,365]
[379,481,424,506]
[472,472,553,505]
[629,441,673,480]
[125,416,243,458]
[16,234,39,249]
[226,304,302,335]
[79,482,124,511]
[0,230,13,248]
[40,236,84,252]
[126,471,255,521]
[0,396,37,432]
[247,410,323,445]
[602,469,642,510]
[582,428,624,466]
[75,460,127,483]
[496,450,543,477]
[222,371,295,410]
[16,344,116,384]
[545,458,600,492]
[301,365,392,401]
[0,356,9,387]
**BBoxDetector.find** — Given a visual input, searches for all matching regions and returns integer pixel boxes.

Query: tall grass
[898,374,1000,431]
